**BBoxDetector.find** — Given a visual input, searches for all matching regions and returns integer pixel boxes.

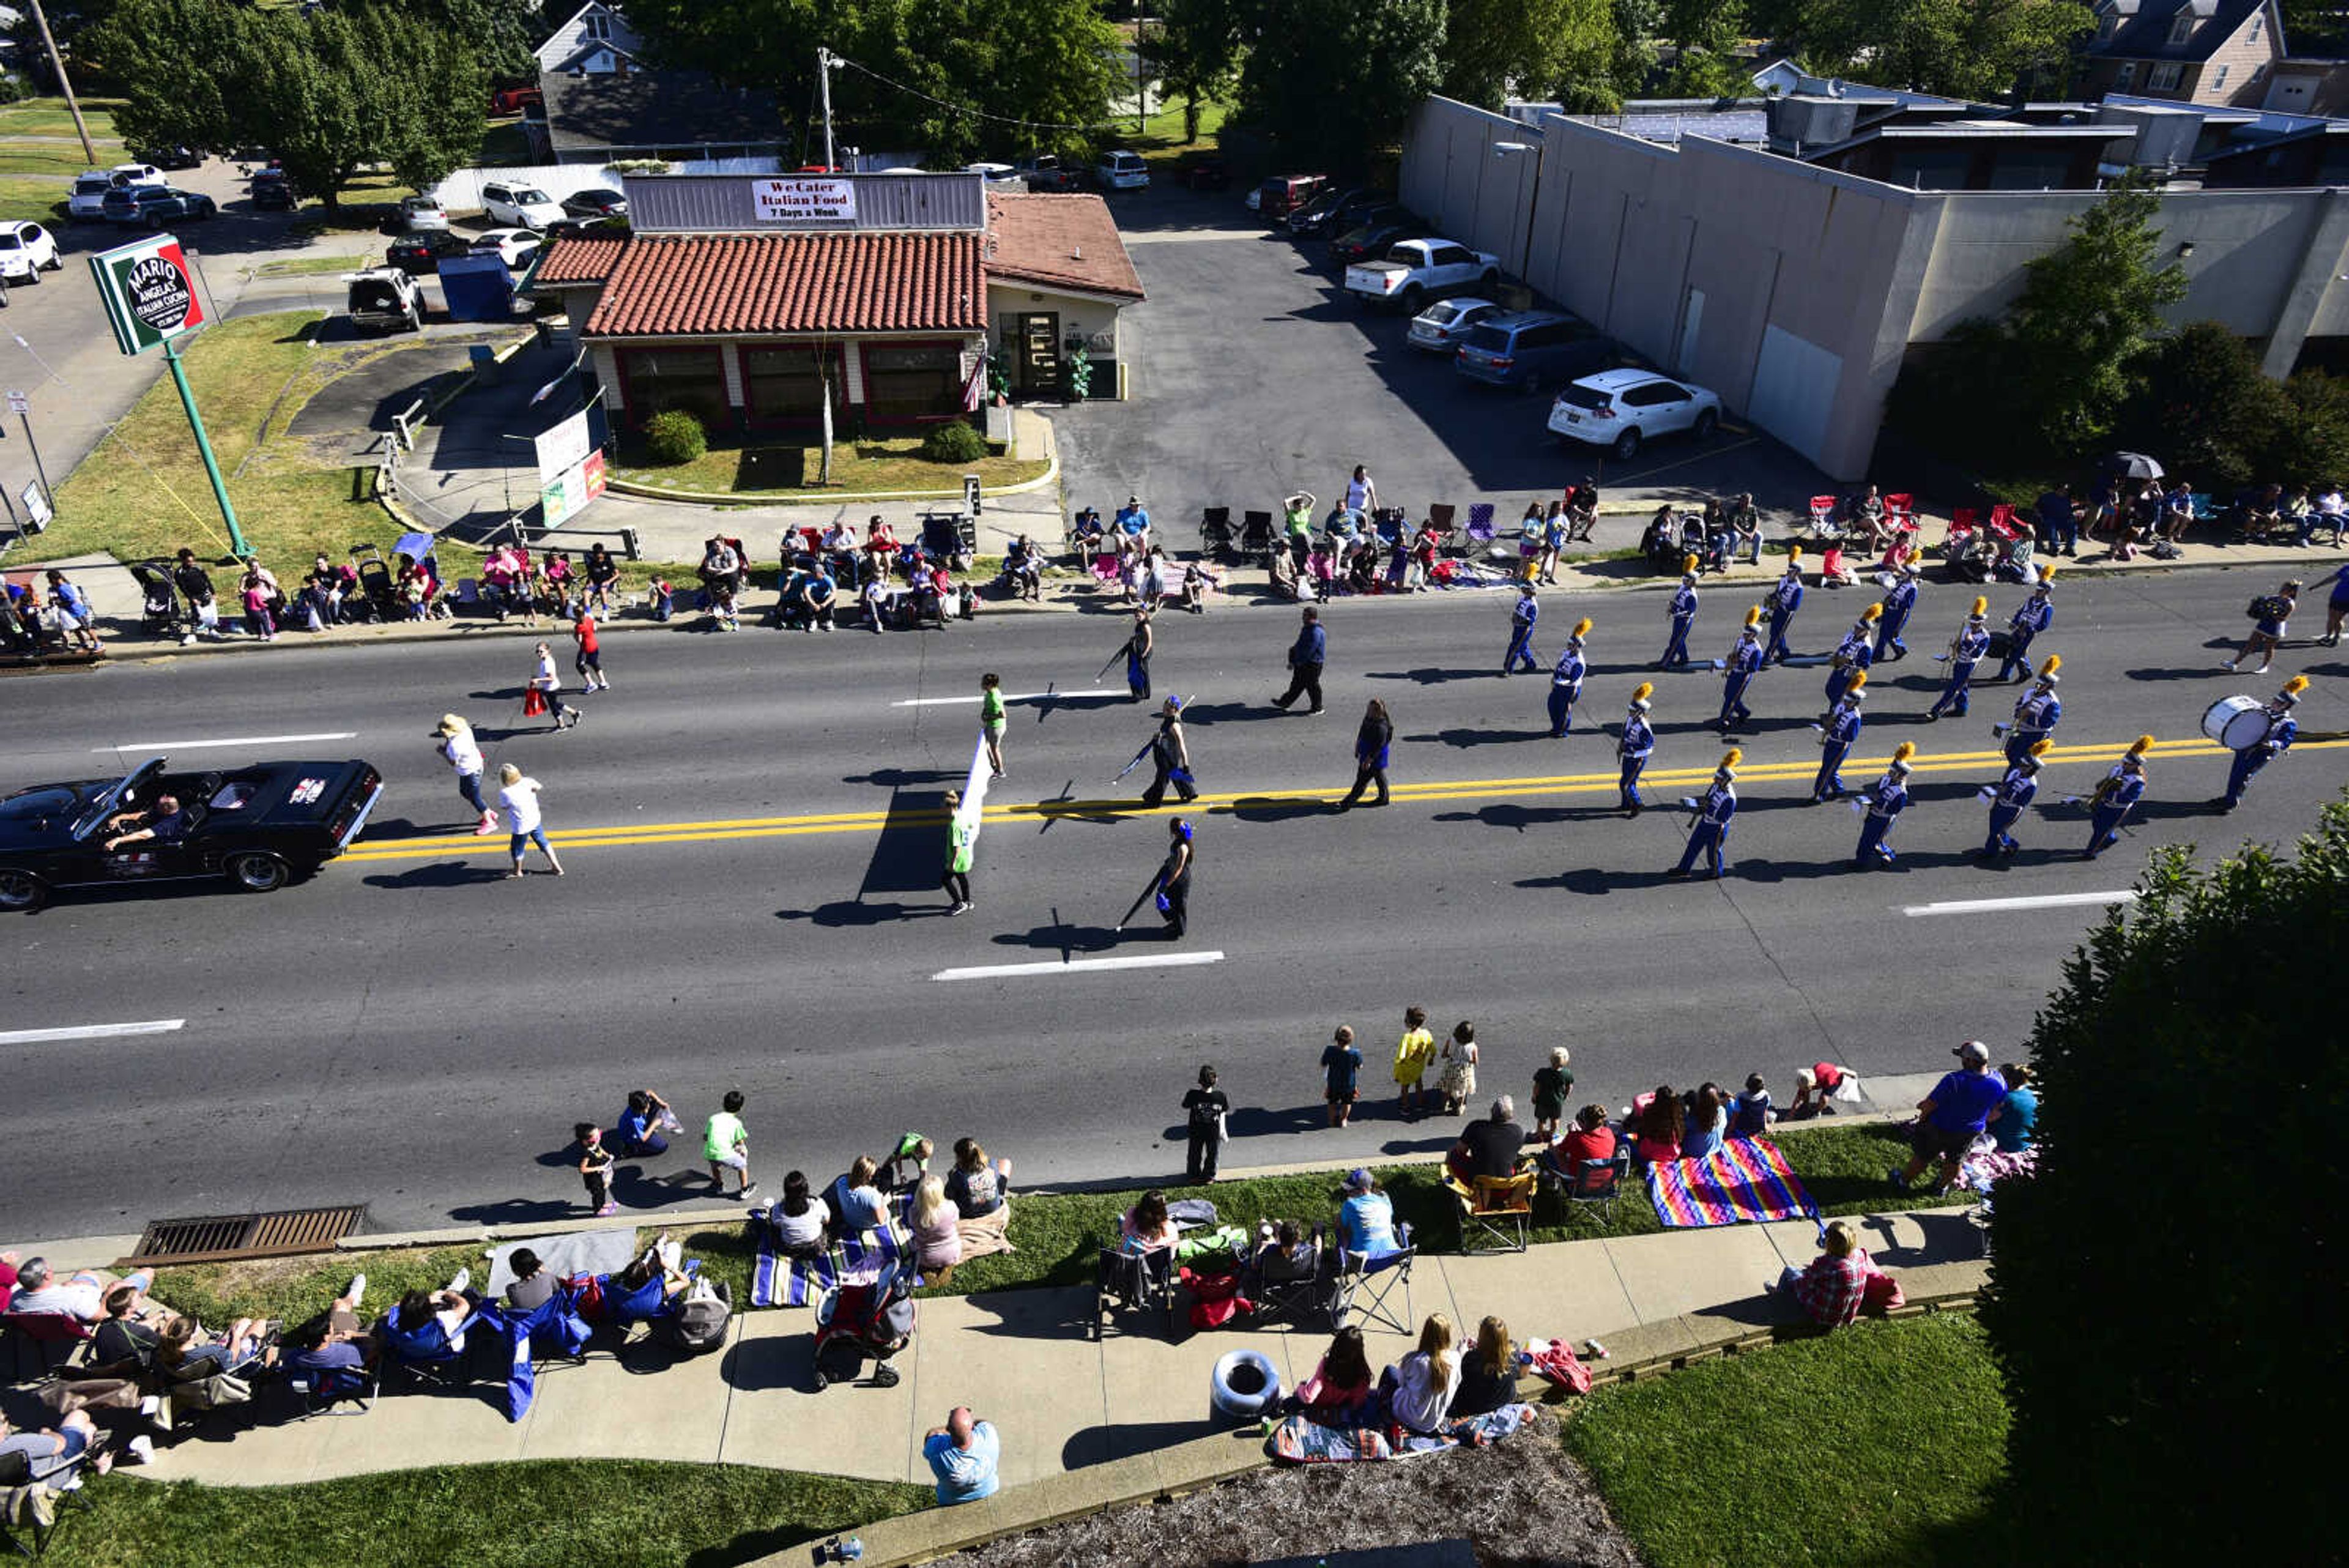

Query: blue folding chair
[379,1298,495,1389]
[499,1289,591,1422]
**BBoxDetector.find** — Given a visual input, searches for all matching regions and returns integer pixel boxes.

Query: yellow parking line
[335,734,2342,863]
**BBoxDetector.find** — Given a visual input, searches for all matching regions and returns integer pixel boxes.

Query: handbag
[522,686,549,717]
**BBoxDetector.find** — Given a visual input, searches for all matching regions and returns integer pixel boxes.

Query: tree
[1660,0,1750,97]
[1146,0,1241,142]
[403,0,546,84]
[2270,368,2349,483]
[2120,321,2287,493]
[1793,0,2092,98]
[1983,801,2349,1564]
[1234,0,1446,172]
[1439,0,1596,110]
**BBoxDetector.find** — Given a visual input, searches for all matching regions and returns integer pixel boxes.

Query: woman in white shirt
[1386,1312,1463,1434]
[1344,464,1377,519]
[433,714,497,835]
[497,763,564,879]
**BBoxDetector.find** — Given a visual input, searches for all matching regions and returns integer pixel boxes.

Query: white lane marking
[933,951,1228,981]
[892,690,1121,707]
[0,1019,185,1045]
[1902,891,2137,918]
[97,732,356,753]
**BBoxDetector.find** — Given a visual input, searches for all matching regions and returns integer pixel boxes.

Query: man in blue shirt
[1548,619,1589,737]
[1618,684,1655,816]
[2035,483,2077,557]
[1272,606,1326,714]
[1874,560,1919,662]
[1113,494,1151,543]
[1502,584,1540,674]
[1892,1040,2007,1194]
[924,1407,1000,1504]
[1979,741,2046,858]
[1669,749,1739,880]
[1762,557,1804,664]
[1813,683,1863,801]
[1661,565,1698,667]
[2216,677,2305,812]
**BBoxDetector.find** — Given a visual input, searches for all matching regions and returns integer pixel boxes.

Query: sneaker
[474,814,498,836]
[347,1273,367,1307]
[125,1435,155,1465]
[448,1267,471,1295]
[738,1181,760,1199]
[595,1202,618,1217]
[138,1395,165,1429]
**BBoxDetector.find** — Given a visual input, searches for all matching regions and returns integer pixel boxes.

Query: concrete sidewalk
[130,1198,1987,1493]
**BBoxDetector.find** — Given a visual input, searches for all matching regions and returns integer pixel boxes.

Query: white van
[1094,151,1149,191]
[479,182,565,231]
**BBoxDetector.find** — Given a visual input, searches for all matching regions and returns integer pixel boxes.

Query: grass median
[611,433,1047,499]
[1564,1312,2008,1567]
[53,1458,930,1568]
[155,1121,1943,1322]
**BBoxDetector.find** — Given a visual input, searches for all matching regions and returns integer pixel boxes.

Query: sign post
[7,388,54,525]
[87,233,248,558]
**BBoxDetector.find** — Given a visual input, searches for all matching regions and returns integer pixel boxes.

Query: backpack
[659,1279,732,1354]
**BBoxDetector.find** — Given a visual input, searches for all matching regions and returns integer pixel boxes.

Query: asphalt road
[3,566,2341,1240]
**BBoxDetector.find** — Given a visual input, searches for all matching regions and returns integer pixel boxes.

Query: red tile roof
[533,237,626,285]
[583,232,985,338]
[984,193,1145,300]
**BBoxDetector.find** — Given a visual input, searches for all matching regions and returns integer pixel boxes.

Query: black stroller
[351,544,396,622]
[128,559,181,636]
[810,1257,917,1391]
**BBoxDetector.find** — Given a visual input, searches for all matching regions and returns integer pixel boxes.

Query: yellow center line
[336,734,2341,863]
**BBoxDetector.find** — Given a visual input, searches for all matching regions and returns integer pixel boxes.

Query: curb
[603,414,1063,510]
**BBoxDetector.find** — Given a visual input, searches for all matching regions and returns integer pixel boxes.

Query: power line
[825,50,1126,133]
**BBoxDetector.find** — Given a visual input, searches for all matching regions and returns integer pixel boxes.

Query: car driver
[103,794,187,852]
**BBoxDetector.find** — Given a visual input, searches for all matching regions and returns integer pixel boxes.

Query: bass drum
[2202,694,2268,751]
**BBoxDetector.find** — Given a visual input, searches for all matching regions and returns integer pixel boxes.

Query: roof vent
[1073,243,1083,260]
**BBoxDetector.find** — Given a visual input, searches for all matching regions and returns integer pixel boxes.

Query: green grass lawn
[247,252,370,278]
[610,433,1048,498]
[157,1122,1947,1320]
[41,310,439,582]
[0,98,124,223]
[1565,1313,2009,1568]
[1126,95,1233,177]
[0,95,124,141]
[53,1460,930,1568]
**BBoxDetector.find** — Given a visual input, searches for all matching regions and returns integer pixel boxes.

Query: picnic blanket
[749,1217,904,1308]
[1266,1403,1538,1463]
[484,1227,639,1298]
[1956,1145,2037,1194]
[1647,1136,1819,1228]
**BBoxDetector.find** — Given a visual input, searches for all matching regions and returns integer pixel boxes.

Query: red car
[491,85,543,116]
[1253,174,1328,221]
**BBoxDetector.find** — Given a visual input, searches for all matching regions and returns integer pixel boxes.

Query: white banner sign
[21,482,51,526]
[534,407,593,485]
[752,177,856,223]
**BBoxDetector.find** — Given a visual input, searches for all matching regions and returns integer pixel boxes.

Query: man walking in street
[1548,619,1590,737]
[2088,738,2151,855]
[1272,606,1326,715]
[1925,596,1992,720]
[1813,677,1864,801]
[1619,683,1655,816]
[1502,583,1541,675]
[1996,565,2055,683]
[1762,551,1804,664]
[1669,749,1740,880]
[2003,656,2062,767]
[1140,697,1199,808]
[1854,743,1916,866]
[1662,560,1698,667]
[703,1090,757,1200]
[1154,818,1194,939]
[1338,697,1393,808]
[2215,676,2306,812]
[1874,559,1920,661]
[1716,608,1764,732]
[1978,739,2048,858]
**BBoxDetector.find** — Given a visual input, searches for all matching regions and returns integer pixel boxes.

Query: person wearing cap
[2003,656,2062,767]
[1548,619,1590,737]
[1926,597,1992,721]
[432,714,498,835]
[1619,683,1656,816]
[2087,736,2153,855]
[1980,738,2050,856]
[1996,568,2055,683]
[1892,1042,2008,1195]
[1825,605,1877,711]
[1716,609,1764,732]
[2226,578,2300,675]
[1502,582,1541,675]
[1337,1167,1403,1257]
[2216,677,2305,812]
[1153,817,1195,938]
[1762,553,1805,664]
[1114,494,1151,544]
[1272,606,1326,715]
[1140,696,1198,808]
[1670,749,1740,879]
[1813,678,1865,801]
[1855,743,1916,866]
[1874,559,1919,661]
[1662,559,1699,667]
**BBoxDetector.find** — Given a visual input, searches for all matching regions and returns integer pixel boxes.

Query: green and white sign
[89,234,207,357]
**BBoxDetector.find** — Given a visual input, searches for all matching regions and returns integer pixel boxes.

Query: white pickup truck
[1343,238,1501,311]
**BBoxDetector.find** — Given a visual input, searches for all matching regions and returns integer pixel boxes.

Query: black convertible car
[0,756,382,912]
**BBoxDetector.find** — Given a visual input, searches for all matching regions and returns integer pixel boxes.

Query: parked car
[398,193,450,232]
[345,266,424,333]
[385,231,471,275]
[100,185,218,228]
[0,221,61,286]
[490,84,543,115]
[560,187,628,218]
[1342,236,1499,312]
[1094,150,1149,191]
[1453,311,1619,390]
[542,215,627,240]
[1253,173,1328,221]
[963,162,1020,182]
[1327,217,1430,269]
[68,172,114,220]
[480,180,565,231]
[472,228,543,269]
[0,756,384,913]
[133,144,201,171]
[249,169,297,210]
[1176,150,1230,191]
[1406,296,1504,353]
[1014,154,1080,192]
[1548,366,1721,460]
[1286,186,1386,237]
[108,161,165,188]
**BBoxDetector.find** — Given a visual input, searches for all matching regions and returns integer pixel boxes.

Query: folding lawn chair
[1425,502,1458,554]
[1986,503,2022,541]
[0,1439,96,1559]
[1092,1243,1177,1339]
[379,1300,493,1390]
[1461,504,1497,557]
[284,1357,380,1419]
[1554,1150,1633,1222]
[1884,492,1915,523]
[1808,495,1839,540]
[1247,1227,1337,1328]
[1444,1171,1536,1254]
[0,1315,90,1383]
[1332,1233,1416,1336]
[1200,506,1235,555]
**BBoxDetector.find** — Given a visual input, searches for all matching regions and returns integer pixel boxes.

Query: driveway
[1050,183,1831,537]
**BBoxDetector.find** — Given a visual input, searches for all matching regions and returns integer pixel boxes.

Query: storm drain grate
[130,1205,368,1265]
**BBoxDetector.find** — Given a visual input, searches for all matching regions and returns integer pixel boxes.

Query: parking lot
[1051,182,1831,535]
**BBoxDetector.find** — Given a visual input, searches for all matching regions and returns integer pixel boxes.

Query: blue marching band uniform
[2086,736,2153,857]
[1662,560,1699,667]
[1995,566,2056,683]
[1718,611,1765,730]
[1548,619,1591,737]
[1671,749,1740,879]
[1825,606,1879,709]
[2002,656,2062,767]
[1854,744,1917,866]
[1979,741,2049,857]
[1813,679,1865,801]
[1874,562,1920,661]
[2217,676,2306,811]
[1762,555,1805,664]
[1619,683,1656,817]
[1926,596,1992,720]
[1503,585,1542,674]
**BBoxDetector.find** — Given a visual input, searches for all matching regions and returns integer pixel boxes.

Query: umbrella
[2108,451,2164,481]
[392,530,435,563]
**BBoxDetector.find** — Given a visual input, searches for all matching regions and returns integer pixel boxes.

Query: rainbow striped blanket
[1647,1137,1819,1228]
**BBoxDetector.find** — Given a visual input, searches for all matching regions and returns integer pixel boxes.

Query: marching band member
[1669,749,1740,880]
[2088,736,2154,856]
[1619,683,1656,817]
[1855,742,1917,866]
[1978,738,2050,858]
[2216,676,2306,813]
[1762,550,1805,664]
[1825,604,1879,712]
[1502,581,1541,675]
[1925,596,1992,721]
[1874,557,1920,662]
[2001,655,2062,767]
[1717,608,1765,732]
[1995,563,2056,683]
[1813,674,1865,802]
[1548,618,1590,737]
[1661,557,1699,667]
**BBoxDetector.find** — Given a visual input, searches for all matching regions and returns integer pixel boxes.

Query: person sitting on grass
[1336,1168,1403,1258]
[1786,1061,1857,1120]
[1775,1220,1897,1328]
[1631,1086,1685,1167]
[910,1175,963,1285]
[769,1171,832,1258]
[826,1157,892,1238]
[1730,1074,1774,1136]
[1681,1082,1731,1160]
[1119,1189,1178,1252]
[1291,1325,1375,1425]
[1449,1314,1521,1418]
[944,1139,1012,1219]
[1382,1312,1463,1435]
[1987,1062,2038,1153]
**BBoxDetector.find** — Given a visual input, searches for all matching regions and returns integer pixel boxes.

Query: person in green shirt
[979,672,1008,778]
[943,789,975,915]
[702,1091,755,1199]
[1283,491,1316,571]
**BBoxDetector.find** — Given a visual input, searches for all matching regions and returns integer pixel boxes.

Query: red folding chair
[1808,495,1837,530]
[1941,507,1980,548]
[1884,492,1915,521]
[1986,503,2021,541]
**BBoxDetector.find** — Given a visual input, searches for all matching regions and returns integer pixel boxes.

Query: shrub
[919,420,986,463]
[642,408,705,466]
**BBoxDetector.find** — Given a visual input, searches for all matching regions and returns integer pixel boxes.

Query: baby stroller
[810,1257,917,1391]
[128,559,181,636]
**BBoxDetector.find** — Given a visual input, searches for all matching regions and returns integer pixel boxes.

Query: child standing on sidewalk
[703,1090,757,1199]
[1436,1021,1479,1115]
[1182,1065,1230,1184]
[1322,1026,1362,1128]
[1532,1047,1573,1140]
[1392,1006,1435,1120]
[576,1123,617,1217]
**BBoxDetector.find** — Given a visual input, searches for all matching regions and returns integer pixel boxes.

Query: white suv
[1094,151,1149,191]
[1547,367,1721,461]
[479,182,565,231]
[0,221,61,284]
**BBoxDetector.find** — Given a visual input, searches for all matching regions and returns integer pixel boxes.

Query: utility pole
[817,46,837,172]
[26,0,96,166]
